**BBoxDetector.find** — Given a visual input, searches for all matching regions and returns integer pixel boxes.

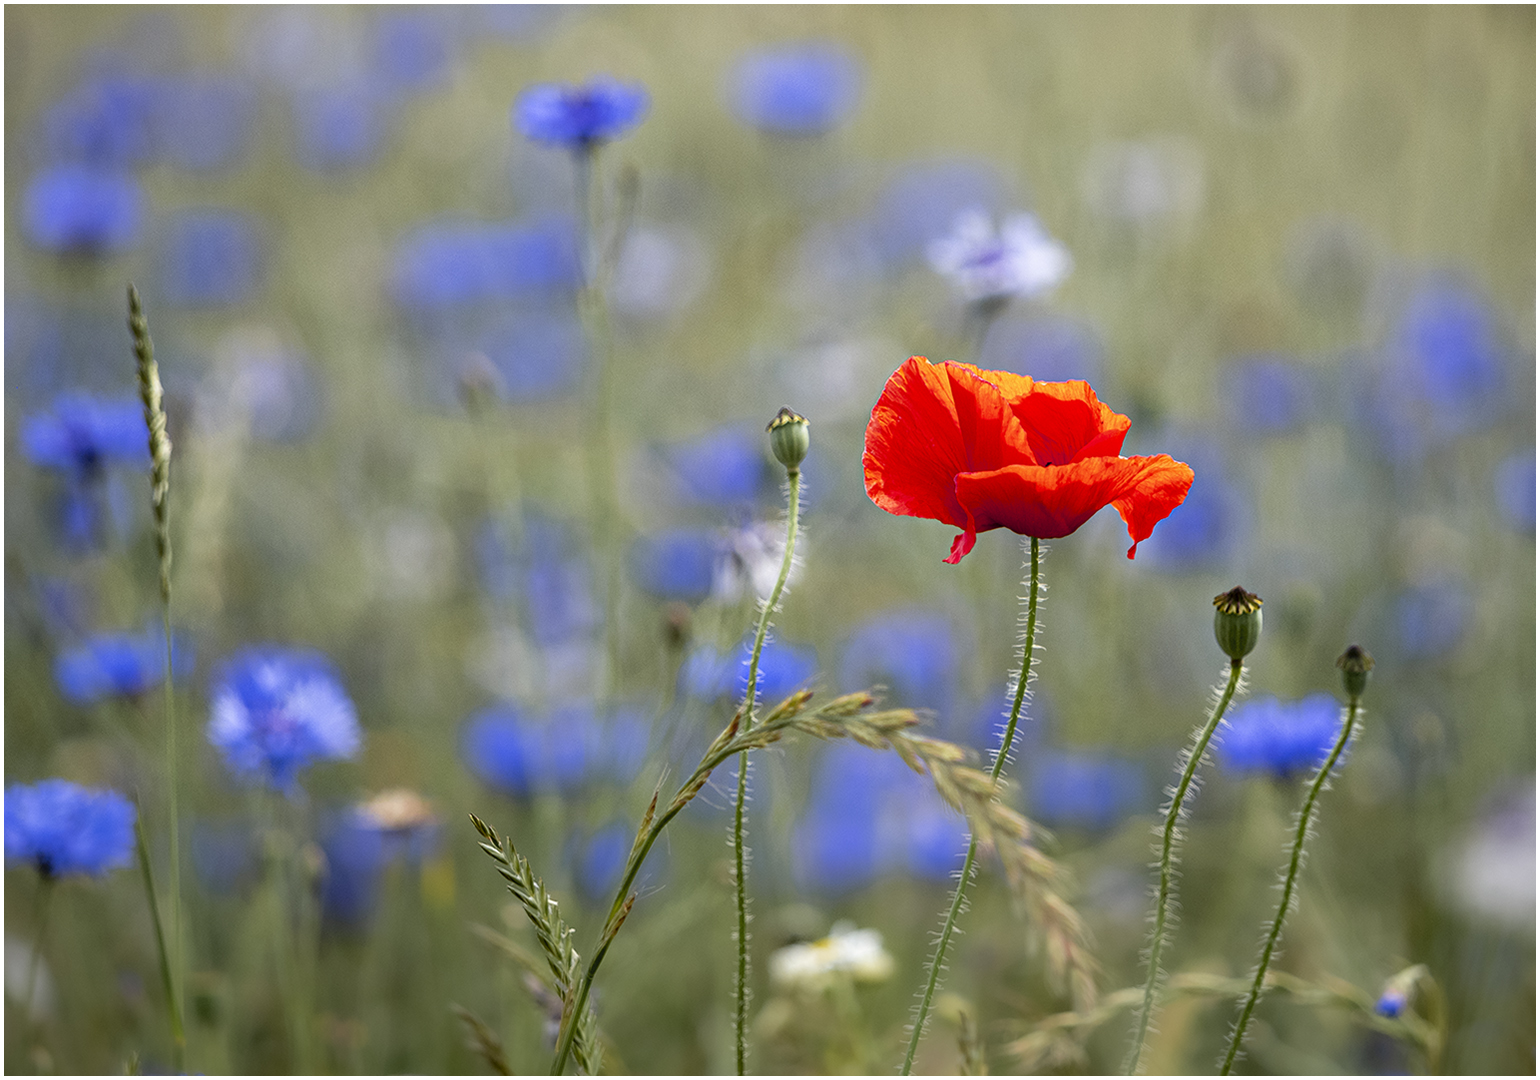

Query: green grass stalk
[129,285,184,1074]
[21,879,54,1063]
[732,467,802,1074]
[901,535,1041,1076]
[1220,696,1361,1073]
[1124,658,1244,1075]
[134,816,185,1064]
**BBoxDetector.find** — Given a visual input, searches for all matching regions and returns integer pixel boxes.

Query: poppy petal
[954,454,1194,557]
[1002,378,1131,465]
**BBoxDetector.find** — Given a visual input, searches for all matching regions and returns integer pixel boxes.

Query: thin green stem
[1221,697,1360,1074]
[159,608,185,1074]
[1124,658,1244,1075]
[135,816,185,1064]
[731,468,801,1075]
[901,536,1040,1076]
[22,879,54,1060]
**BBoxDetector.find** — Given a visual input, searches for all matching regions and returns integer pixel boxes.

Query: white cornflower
[928,209,1072,303]
[769,922,895,991]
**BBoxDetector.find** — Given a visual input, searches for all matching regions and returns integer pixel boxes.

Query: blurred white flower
[611,224,711,320]
[927,209,1071,303]
[1081,138,1204,227]
[769,922,894,991]
[713,520,800,604]
[5,936,55,1022]
[1441,785,1535,932]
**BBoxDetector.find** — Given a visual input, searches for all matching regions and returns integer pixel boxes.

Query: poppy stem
[1220,694,1360,1074]
[732,467,802,1074]
[1124,658,1244,1075]
[902,535,1041,1076]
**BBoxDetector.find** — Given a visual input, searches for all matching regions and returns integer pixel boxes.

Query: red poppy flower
[864,356,1194,564]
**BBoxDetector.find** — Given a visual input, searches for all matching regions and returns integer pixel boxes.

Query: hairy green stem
[902,536,1040,1076]
[135,817,185,1065]
[1125,658,1244,1075]
[732,468,802,1074]
[1221,696,1360,1074]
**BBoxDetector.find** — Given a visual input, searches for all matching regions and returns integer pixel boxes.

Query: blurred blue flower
[392,217,581,310]
[1027,751,1146,832]
[575,822,632,901]
[159,209,263,306]
[21,393,145,479]
[522,517,600,647]
[514,77,649,149]
[903,799,968,881]
[152,75,257,171]
[1494,451,1535,534]
[839,610,956,713]
[727,42,863,136]
[4,779,136,879]
[1217,693,1345,780]
[631,529,723,603]
[1221,354,1318,434]
[190,820,258,896]
[682,636,818,703]
[54,626,194,706]
[38,75,159,167]
[1373,986,1408,1019]
[461,703,602,798]
[952,688,1042,758]
[371,11,454,94]
[319,811,387,926]
[474,310,588,403]
[207,647,362,794]
[664,427,772,506]
[793,805,880,894]
[980,314,1105,386]
[291,85,392,171]
[1396,277,1505,433]
[870,158,1008,267]
[600,707,654,784]
[1393,582,1470,659]
[927,209,1072,304]
[22,166,145,254]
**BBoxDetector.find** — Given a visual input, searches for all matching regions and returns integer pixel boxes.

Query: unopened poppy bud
[1336,644,1373,699]
[1213,586,1263,660]
[767,407,810,473]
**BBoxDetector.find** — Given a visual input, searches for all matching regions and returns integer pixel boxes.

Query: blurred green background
[4,5,1534,1075]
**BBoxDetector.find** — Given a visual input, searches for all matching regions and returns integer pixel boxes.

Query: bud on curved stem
[1213,586,1263,661]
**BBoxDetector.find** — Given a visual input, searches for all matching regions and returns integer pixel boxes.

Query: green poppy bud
[1336,644,1373,699]
[767,407,810,473]
[1213,586,1263,661]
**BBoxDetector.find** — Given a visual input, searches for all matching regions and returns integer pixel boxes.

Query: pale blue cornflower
[513,76,648,149]
[207,647,361,794]
[5,779,136,879]
[927,208,1072,304]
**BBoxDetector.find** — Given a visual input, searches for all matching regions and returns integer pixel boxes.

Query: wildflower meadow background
[4,6,1535,1075]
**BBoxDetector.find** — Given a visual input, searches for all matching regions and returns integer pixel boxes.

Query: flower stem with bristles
[1124,658,1244,1075]
[129,284,184,1074]
[902,535,1041,1076]
[1220,695,1361,1074]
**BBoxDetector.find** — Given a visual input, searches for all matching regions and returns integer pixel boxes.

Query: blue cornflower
[1027,751,1146,833]
[1221,354,1319,434]
[5,779,136,879]
[927,209,1072,304]
[839,610,957,714]
[474,310,588,403]
[631,528,723,603]
[1137,438,1242,572]
[727,42,863,136]
[514,76,649,149]
[371,11,454,94]
[21,393,145,479]
[1396,276,1505,432]
[207,647,362,794]
[664,427,772,506]
[575,822,632,902]
[22,166,145,254]
[391,217,581,310]
[158,209,263,306]
[1495,451,1535,534]
[152,75,257,171]
[54,626,194,706]
[1217,694,1345,780]
[681,636,818,704]
[793,806,880,895]
[190,819,259,896]
[38,75,158,167]
[291,86,391,172]
[903,798,968,882]
[461,704,602,798]
[1393,582,1470,660]
[980,314,1105,386]
[320,790,441,925]
[1373,986,1408,1019]
[522,518,600,648]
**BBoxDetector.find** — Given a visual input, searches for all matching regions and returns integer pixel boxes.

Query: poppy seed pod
[1213,586,1263,660]
[768,407,810,473]
[1336,644,1373,699]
